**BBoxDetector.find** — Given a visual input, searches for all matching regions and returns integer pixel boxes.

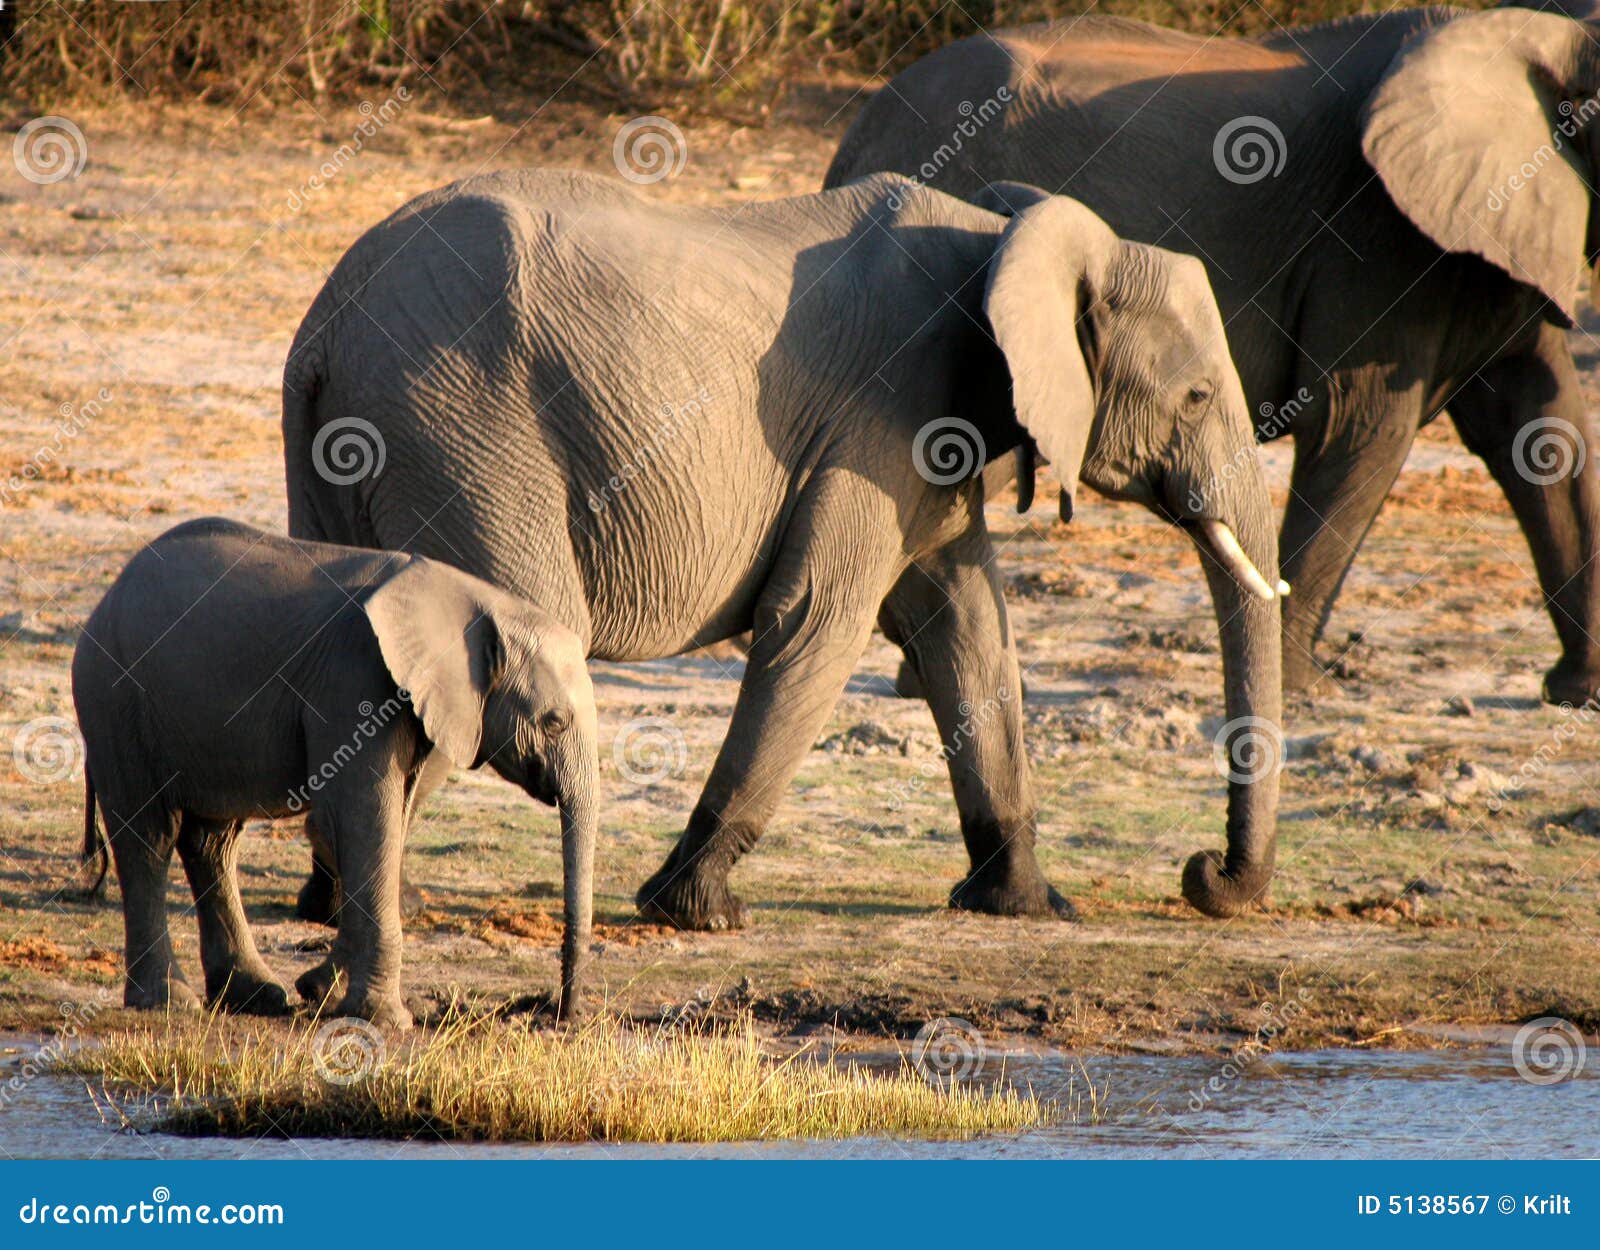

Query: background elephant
[73,518,597,1028]
[283,170,1283,923]
[827,6,1600,705]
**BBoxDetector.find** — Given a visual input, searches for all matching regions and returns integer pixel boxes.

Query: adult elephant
[827,6,1600,704]
[283,170,1283,926]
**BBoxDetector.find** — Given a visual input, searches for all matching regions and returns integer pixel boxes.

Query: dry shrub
[1,1,1478,110]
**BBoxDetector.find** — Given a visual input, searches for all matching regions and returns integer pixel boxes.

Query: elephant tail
[78,772,109,901]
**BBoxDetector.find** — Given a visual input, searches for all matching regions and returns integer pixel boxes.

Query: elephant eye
[541,708,571,737]
[1185,382,1214,409]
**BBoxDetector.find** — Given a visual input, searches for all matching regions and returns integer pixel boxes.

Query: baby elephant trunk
[556,731,598,1021]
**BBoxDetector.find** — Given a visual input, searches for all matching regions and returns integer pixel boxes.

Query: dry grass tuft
[68,1011,1050,1143]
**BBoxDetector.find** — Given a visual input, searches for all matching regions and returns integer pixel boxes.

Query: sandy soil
[3,94,1599,1055]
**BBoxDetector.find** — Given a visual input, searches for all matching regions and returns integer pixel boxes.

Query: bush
[0,1,1445,109]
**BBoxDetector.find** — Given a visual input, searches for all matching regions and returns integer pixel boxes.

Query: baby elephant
[73,517,597,1029]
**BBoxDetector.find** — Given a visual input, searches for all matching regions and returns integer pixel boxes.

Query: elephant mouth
[1177,517,1289,603]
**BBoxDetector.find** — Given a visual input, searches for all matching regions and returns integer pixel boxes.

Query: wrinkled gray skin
[72,518,597,1030]
[284,170,1283,923]
[828,6,1600,705]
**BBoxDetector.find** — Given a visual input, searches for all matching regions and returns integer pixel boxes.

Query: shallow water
[2,1046,1594,1159]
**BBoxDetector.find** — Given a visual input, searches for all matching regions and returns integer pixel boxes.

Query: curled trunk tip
[1181,849,1273,918]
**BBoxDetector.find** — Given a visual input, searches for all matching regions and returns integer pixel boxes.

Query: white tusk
[1276,579,1291,597]
[1197,519,1279,602]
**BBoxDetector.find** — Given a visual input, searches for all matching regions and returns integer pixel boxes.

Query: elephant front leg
[177,816,290,1015]
[880,528,1071,919]
[1449,327,1600,707]
[1279,394,1423,694]
[636,488,891,930]
[301,783,412,1030]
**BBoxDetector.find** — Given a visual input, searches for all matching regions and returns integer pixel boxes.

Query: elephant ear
[1361,8,1593,326]
[983,196,1119,521]
[363,558,497,769]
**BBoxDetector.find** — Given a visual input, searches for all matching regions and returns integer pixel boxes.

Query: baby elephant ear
[983,196,1119,520]
[363,558,495,769]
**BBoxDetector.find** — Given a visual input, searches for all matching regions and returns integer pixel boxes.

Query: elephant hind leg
[636,477,896,930]
[176,816,290,1015]
[104,803,198,1011]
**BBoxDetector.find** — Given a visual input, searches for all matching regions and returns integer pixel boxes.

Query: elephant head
[1363,7,1600,327]
[364,559,598,1016]
[981,187,1284,916]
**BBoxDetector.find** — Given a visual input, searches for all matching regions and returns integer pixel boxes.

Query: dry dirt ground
[3,95,1599,1057]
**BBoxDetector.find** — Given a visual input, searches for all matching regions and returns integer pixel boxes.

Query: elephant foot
[208,968,292,1017]
[296,866,423,926]
[331,989,413,1032]
[1181,849,1272,919]
[635,863,748,931]
[295,958,342,1009]
[124,974,202,1013]
[1542,658,1600,709]
[949,865,1078,920]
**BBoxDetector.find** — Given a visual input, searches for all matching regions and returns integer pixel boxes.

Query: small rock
[1443,694,1475,717]
[1350,744,1392,773]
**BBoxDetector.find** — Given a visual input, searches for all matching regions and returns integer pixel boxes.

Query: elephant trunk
[1181,476,1284,918]
[555,729,598,1021]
